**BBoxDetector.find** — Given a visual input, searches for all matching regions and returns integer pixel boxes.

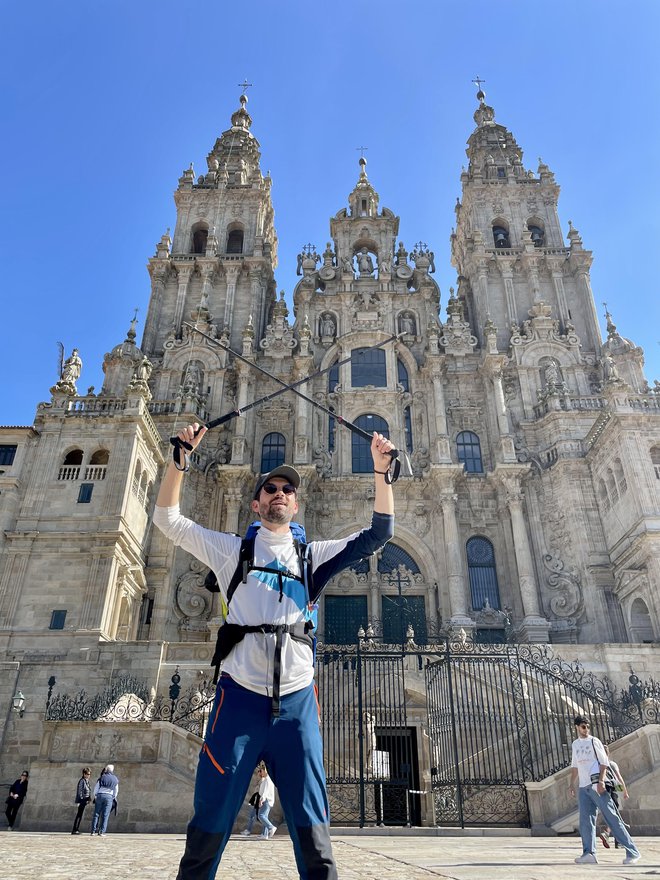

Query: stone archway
[629,597,655,643]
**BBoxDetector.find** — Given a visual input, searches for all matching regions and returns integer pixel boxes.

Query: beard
[259,500,294,526]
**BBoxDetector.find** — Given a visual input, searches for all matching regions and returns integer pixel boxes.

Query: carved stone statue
[544,361,560,388]
[61,348,82,385]
[399,312,415,336]
[183,362,202,395]
[379,254,392,274]
[341,254,353,273]
[603,353,620,383]
[357,247,374,275]
[320,314,336,338]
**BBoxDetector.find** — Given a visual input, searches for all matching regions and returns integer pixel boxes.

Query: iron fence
[43,643,659,828]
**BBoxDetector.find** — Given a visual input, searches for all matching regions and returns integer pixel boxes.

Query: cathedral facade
[0,90,658,808]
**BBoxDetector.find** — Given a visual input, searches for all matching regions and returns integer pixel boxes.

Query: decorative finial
[238,78,253,97]
[603,302,618,338]
[126,308,139,342]
[472,75,486,102]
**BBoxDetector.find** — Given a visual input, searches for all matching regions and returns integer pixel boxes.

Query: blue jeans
[578,785,639,858]
[245,806,258,833]
[91,792,113,835]
[175,674,336,879]
[258,801,275,838]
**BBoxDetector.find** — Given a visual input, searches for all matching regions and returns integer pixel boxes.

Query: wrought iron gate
[315,645,419,827]
[425,641,646,828]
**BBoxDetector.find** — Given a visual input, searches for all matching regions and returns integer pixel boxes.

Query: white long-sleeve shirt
[259,774,275,806]
[153,504,393,697]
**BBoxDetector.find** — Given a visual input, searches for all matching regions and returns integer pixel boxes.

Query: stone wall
[19,719,283,834]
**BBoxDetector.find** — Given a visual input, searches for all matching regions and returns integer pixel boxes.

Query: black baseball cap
[253,466,301,499]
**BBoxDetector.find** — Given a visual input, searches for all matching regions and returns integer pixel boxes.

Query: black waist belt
[211,622,314,717]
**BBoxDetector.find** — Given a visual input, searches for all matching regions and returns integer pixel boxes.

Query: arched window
[467,536,501,610]
[492,223,510,248]
[90,450,109,465]
[59,448,83,481]
[351,347,386,387]
[191,226,208,255]
[226,229,244,254]
[457,431,483,473]
[260,432,285,473]
[397,359,409,392]
[528,223,545,247]
[352,414,388,473]
[650,446,660,480]
[377,543,420,574]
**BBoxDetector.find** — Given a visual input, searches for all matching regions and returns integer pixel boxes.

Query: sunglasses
[579,724,590,729]
[262,483,297,496]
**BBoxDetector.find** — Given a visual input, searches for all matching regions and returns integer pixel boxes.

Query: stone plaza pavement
[1,831,659,880]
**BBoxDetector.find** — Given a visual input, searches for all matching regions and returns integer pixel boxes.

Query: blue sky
[1,0,658,426]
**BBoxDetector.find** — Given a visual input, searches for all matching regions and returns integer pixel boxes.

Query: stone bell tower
[141,92,278,361]
[451,85,602,358]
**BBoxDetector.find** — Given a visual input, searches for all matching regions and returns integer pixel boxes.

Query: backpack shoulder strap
[226,536,256,607]
[295,540,317,605]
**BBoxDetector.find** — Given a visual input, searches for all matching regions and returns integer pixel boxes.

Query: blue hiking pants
[176,674,337,880]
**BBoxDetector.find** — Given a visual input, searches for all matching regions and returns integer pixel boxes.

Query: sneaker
[622,855,640,865]
[599,832,610,849]
[268,826,277,838]
[574,853,598,864]
[240,829,250,837]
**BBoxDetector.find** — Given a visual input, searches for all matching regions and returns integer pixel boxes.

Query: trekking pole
[170,323,411,482]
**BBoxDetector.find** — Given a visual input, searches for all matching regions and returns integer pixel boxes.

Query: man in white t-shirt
[568,715,640,865]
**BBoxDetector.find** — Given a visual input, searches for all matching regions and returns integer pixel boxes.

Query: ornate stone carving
[440,292,477,356]
[175,559,211,636]
[260,292,297,357]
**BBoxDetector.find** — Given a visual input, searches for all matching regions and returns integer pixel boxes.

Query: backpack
[203,523,318,712]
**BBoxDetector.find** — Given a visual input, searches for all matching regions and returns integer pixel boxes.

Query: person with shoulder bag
[71,767,91,834]
[568,716,640,865]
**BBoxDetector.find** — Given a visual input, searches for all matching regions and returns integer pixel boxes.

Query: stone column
[577,269,602,349]
[231,364,250,464]
[223,264,241,329]
[439,492,472,627]
[499,264,517,325]
[550,270,569,326]
[224,489,242,534]
[426,581,439,632]
[505,483,549,642]
[143,270,166,355]
[431,364,451,462]
[173,265,193,336]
